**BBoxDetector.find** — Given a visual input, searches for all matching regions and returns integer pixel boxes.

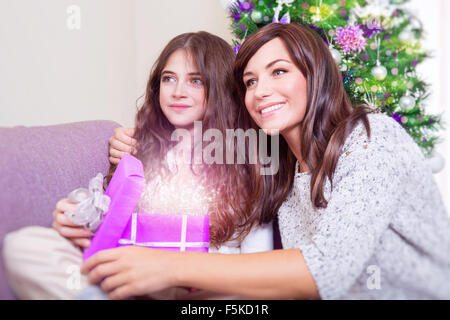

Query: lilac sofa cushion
[0,120,120,299]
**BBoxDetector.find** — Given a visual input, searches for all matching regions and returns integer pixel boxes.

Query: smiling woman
[234,23,374,201]
[232,23,450,299]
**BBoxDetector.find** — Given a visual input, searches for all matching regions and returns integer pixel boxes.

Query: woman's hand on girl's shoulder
[109,127,137,165]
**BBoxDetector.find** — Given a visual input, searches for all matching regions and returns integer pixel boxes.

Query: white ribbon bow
[64,173,111,232]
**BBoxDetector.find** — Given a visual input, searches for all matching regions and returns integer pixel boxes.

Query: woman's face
[242,38,308,135]
[159,49,207,130]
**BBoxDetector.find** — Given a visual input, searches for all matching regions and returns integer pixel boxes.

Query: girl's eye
[245,79,257,88]
[192,78,204,85]
[162,76,176,83]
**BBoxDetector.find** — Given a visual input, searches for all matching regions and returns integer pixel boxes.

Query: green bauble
[251,9,263,24]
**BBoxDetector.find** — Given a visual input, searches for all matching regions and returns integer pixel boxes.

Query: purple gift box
[118,213,209,252]
[83,153,210,261]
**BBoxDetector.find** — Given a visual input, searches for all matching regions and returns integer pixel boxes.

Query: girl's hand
[80,246,178,300]
[109,127,137,165]
[52,198,93,249]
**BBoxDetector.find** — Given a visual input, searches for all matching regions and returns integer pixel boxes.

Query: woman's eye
[245,79,257,88]
[274,69,286,76]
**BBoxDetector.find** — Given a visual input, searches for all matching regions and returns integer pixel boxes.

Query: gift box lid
[83,154,145,260]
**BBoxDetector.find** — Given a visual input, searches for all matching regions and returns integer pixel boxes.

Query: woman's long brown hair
[105,31,253,248]
[234,23,372,221]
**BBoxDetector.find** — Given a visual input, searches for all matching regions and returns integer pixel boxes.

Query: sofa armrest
[0,120,121,299]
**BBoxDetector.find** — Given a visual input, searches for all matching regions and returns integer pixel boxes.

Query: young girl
[2,31,273,300]
[101,23,450,300]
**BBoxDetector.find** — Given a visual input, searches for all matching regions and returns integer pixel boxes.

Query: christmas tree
[225,0,443,156]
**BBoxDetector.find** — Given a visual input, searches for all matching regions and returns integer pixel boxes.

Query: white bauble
[399,30,414,42]
[251,10,263,23]
[371,65,388,80]
[220,0,236,10]
[399,96,416,110]
[426,152,446,174]
[330,48,342,65]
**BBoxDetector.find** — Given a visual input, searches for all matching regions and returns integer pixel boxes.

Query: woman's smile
[259,102,286,118]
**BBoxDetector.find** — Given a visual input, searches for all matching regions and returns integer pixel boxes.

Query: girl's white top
[278,113,450,299]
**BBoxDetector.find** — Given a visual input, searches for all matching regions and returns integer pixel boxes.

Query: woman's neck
[282,125,309,174]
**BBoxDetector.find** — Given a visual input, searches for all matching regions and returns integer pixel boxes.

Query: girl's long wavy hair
[106,31,254,248]
[233,23,372,223]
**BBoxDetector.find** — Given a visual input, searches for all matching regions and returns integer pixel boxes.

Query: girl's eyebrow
[243,59,291,78]
[161,70,176,75]
[162,70,202,76]
[187,72,202,77]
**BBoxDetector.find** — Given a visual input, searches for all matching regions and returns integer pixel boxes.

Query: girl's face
[242,38,308,135]
[160,49,207,130]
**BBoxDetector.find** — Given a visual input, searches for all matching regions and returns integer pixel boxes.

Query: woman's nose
[254,77,272,99]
